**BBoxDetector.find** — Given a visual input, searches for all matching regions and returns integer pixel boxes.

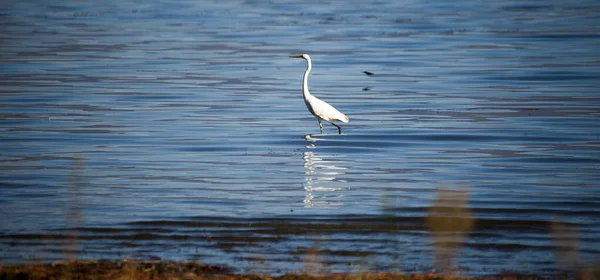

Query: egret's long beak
[289,55,302,58]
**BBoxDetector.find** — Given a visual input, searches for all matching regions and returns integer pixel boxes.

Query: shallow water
[1,0,600,276]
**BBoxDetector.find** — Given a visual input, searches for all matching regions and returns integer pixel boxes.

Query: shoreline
[0,259,586,280]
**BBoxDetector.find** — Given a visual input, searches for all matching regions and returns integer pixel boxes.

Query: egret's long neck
[302,58,312,99]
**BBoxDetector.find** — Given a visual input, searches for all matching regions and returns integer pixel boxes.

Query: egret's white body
[290,54,349,134]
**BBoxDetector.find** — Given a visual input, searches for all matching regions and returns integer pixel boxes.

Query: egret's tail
[340,114,349,123]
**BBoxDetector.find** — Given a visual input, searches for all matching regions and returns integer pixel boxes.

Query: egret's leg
[317,119,323,134]
[330,122,342,134]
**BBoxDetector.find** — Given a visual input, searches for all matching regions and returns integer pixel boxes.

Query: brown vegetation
[0,259,557,280]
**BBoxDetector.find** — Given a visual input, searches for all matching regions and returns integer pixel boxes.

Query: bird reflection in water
[302,134,348,207]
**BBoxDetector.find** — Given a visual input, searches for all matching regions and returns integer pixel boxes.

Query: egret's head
[289,54,310,60]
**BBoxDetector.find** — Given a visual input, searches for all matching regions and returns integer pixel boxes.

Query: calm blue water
[1,0,600,276]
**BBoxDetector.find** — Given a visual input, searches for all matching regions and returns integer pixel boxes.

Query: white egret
[290,54,349,134]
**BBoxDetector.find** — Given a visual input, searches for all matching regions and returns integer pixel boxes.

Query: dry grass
[426,189,474,275]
